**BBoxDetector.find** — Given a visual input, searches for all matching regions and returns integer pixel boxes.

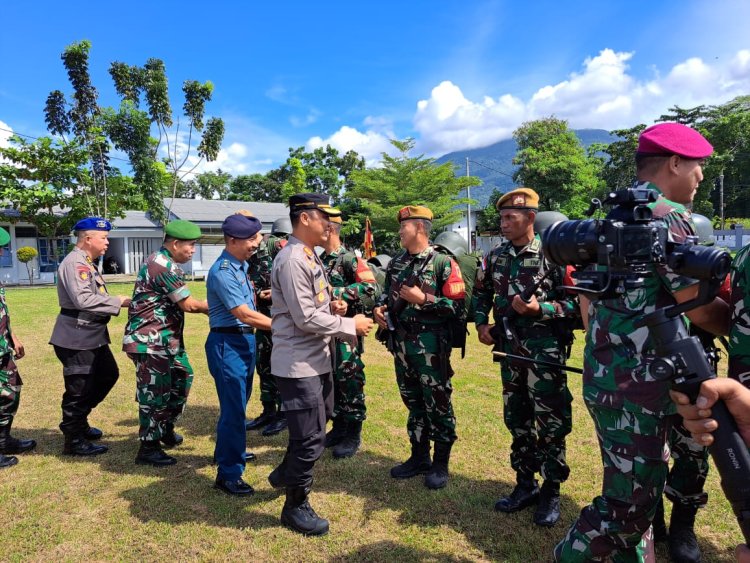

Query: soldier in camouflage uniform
[245,216,290,436]
[373,205,466,490]
[554,123,730,562]
[0,227,35,468]
[730,242,750,384]
[473,188,577,527]
[123,220,208,466]
[319,214,377,458]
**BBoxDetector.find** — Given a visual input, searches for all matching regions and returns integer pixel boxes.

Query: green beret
[0,228,9,247]
[165,220,201,241]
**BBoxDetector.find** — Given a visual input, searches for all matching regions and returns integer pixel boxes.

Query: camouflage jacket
[0,285,12,357]
[378,245,465,326]
[123,247,191,355]
[472,234,576,329]
[319,245,377,316]
[730,243,750,384]
[583,181,698,415]
[248,234,287,316]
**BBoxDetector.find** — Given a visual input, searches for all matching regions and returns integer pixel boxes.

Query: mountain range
[436,129,616,207]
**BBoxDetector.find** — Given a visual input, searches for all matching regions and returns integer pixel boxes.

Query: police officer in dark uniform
[206,213,271,495]
[50,217,131,456]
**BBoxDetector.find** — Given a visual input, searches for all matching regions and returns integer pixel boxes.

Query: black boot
[533,481,561,526]
[333,421,362,459]
[83,425,103,440]
[246,403,277,431]
[280,486,329,536]
[63,434,108,456]
[424,441,452,489]
[160,423,183,448]
[262,414,288,436]
[495,472,539,512]
[135,440,176,466]
[652,497,668,542]
[325,417,348,449]
[669,503,702,563]
[0,422,36,454]
[390,436,431,479]
[0,453,18,468]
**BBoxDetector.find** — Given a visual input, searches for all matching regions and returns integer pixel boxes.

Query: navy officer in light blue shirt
[205,213,271,495]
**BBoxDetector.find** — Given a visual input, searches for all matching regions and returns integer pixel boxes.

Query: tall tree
[227,172,284,202]
[177,169,232,199]
[592,124,646,191]
[282,145,365,200]
[512,117,604,218]
[476,188,503,234]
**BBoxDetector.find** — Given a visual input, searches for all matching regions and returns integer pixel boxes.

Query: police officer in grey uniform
[50,217,131,456]
[268,193,373,536]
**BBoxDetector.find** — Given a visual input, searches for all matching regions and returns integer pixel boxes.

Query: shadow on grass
[328,540,476,562]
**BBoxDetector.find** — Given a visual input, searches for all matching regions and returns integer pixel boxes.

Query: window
[0,237,10,268]
[38,238,68,273]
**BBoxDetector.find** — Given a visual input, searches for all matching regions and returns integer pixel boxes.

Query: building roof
[111,210,161,230]
[164,198,288,224]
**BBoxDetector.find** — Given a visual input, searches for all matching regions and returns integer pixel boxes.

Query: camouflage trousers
[0,354,21,427]
[255,329,280,408]
[332,338,366,422]
[500,336,572,482]
[393,328,456,444]
[554,404,670,562]
[129,350,194,442]
[664,414,709,508]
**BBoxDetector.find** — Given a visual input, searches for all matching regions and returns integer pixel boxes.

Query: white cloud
[0,120,12,149]
[412,48,750,156]
[307,123,396,165]
[290,108,321,128]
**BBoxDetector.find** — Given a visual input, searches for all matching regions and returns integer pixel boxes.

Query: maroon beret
[637,123,713,159]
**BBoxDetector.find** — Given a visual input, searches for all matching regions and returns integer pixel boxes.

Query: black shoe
[332,421,361,459]
[0,453,18,468]
[391,438,431,479]
[214,477,255,496]
[669,503,702,563]
[424,441,452,490]
[325,417,348,449]
[160,424,183,448]
[495,475,539,512]
[63,436,108,456]
[84,426,103,441]
[246,404,277,431]
[0,424,36,455]
[281,486,329,536]
[262,415,288,437]
[653,497,668,542]
[533,481,561,527]
[135,440,177,466]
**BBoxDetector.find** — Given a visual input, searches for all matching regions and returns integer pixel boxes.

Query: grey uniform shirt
[271,235,356,378]
[49,247,122,350]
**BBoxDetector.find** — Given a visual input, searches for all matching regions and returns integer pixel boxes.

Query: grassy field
[1,282,741,562]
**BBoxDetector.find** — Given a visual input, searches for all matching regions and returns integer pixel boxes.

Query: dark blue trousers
[205,332,256,481]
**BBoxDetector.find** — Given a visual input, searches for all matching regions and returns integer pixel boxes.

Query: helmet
[367,254,391,269]
[534,211,568,236]
[692,213,715,245]
[433,231,467,257]
[271,216,292,236]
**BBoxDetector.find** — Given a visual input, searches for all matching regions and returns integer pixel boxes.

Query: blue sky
[1,0,749,174]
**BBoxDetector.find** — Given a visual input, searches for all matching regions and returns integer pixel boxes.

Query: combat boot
[533,480,561,526]
[262,413,288,436]
[280,486,329,536]
[424,441,452,489]
[0,453,18,468]
[0,422,36,454]
[390,436,431,479]
[652,497,668,542]
[246,402,276,431]
[63,435,108,456]
[325,417,348,449]
[135,440,177,466]
[160,423,183,448]
[668,503,702,563]
[495,472,539,512]
[333,421,362,459]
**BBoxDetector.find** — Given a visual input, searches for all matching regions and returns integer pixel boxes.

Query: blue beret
[73,217,112,232]
[222,214,262,239]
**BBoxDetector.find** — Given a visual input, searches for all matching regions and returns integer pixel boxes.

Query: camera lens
[542,220,600,266]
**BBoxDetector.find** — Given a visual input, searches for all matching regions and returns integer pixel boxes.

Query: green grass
[1,282,741,561]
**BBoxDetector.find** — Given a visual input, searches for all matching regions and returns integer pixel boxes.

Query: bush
[16,246,38,285]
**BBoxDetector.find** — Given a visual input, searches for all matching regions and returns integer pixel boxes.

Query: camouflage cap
[398,205,433,222]
[164,220,202,241]
[496,187,539,210]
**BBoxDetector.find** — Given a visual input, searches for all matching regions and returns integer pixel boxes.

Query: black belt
[211,326,255,335]
[60,308,110,324]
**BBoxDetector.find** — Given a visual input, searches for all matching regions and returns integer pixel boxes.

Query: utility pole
[719,172,725,230]
[466,157,472,253]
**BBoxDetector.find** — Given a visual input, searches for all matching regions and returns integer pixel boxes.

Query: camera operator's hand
[477,323,496,346]
[670,378,750,447]
[511,294,541,317]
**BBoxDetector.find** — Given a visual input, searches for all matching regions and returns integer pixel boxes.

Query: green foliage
[16,246,38,263]
[280,157,307,201]
[287,145,365,199]
[512,117,604,218]
[227,172,284,202]
[177,170,232,200]
[593,124,646,190]
[476,188,503,234]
